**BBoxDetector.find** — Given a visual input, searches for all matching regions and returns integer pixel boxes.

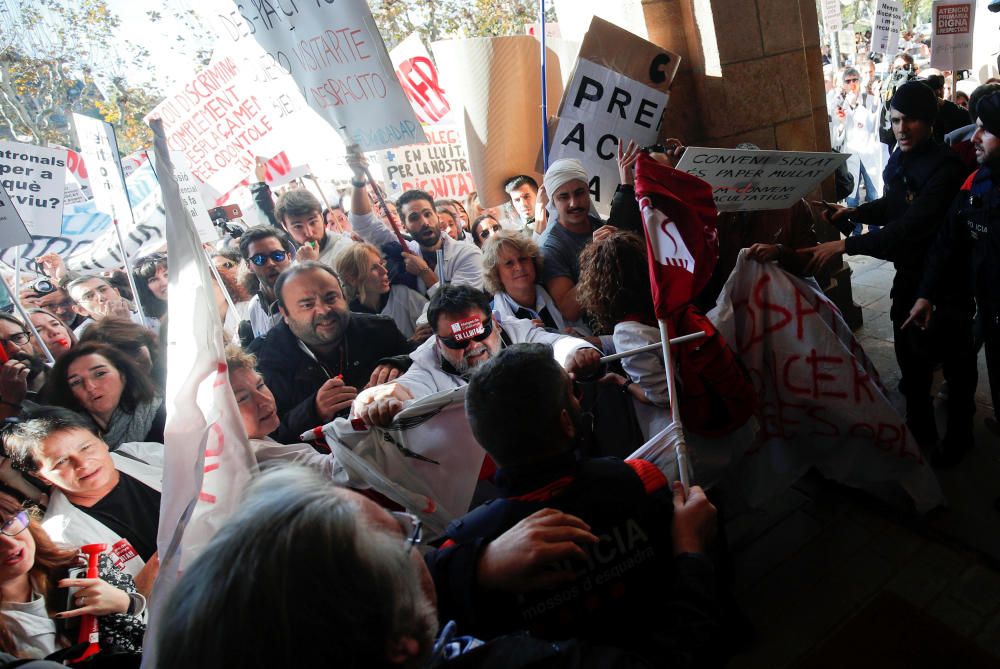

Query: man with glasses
[830,67,883,224]
[354,285,600,427]
[238,225,297,341]
[19,278,84,331]
[346,149,485,297]
[0,313,48,418]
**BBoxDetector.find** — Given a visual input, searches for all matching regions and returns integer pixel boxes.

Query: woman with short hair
[482,231,572,333]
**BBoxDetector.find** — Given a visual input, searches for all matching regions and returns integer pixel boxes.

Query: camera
[989,0,999,13]
[209,204,246,239]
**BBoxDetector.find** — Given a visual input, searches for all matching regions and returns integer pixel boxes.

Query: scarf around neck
[101,397,161,450]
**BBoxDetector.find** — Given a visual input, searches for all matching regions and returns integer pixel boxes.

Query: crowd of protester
[0,38,994,667]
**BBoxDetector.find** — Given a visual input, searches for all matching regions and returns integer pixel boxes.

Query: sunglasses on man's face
[438,317,493,350]
[249,250,290,266]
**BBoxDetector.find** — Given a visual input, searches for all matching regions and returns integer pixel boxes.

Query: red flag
[634,153,719,319]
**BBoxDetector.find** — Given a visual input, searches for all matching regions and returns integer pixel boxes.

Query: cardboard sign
[931,1,976,71]
[0,183,32,249]
[871,0,903,56]
[674,147,849,212]
[144,57,282,195]
[547,17,681,216]
[73,114,133,226]
[235,0,425,152]
[822,0,843,32]
[0,141,67,236]
[432,36,567,208]
[709,254,943,512]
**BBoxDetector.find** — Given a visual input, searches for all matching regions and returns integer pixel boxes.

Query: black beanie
[890,81,938,125]
[975,91,1000,137]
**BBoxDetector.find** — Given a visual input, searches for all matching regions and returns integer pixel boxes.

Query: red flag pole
[657,318,691,493]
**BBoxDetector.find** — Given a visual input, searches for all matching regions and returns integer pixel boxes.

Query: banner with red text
[709,253,942,512]
[236,0,424,152]
[931,0,976,71]
[372,33,475,200]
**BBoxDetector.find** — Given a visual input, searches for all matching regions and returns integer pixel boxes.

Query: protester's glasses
[0,332,31,347]
[438,318,493,350]
[0,511,29,537]
[844,78,860,84]
[390,511,423,553]
[249,251,289,266]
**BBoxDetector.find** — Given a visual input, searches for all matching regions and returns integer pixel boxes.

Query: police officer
[908,91,1000,456]
[801,81,974,457]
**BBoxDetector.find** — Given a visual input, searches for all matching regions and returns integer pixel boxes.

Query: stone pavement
[725,256,1000,668]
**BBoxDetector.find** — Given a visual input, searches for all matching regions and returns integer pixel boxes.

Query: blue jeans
[846,162,879,235]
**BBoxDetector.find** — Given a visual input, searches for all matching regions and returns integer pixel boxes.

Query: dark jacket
[845,139,965,320]
[919,165,1000,312]
[249,313,413,443]
[425,453,718,667]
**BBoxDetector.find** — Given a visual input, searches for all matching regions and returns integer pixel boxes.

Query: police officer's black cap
[890,81,938,125]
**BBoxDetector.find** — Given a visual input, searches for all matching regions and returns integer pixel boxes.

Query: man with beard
[250,262,414,443]
[353,285,601,427]
[908,91,1000,450]
[238,225,297,340]
[346,149,484,295]
[0,314,48,419]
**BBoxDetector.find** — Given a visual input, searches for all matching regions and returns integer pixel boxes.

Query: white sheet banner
[674,147,849,212]
[872,0,904,56]
[0,141,67,236]
[169,151,219,243]
[708,253,942,512]
[931,0,976,71]
[73,114,133,226]
[235,0,425,152]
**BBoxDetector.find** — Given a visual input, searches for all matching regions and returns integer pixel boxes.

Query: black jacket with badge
[425,453,719,667]
[845,139,965,320]
[248,313,413,443]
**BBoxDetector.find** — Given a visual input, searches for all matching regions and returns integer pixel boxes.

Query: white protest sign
[822,0,843,32]
[931,1,976,71]
[170,151,219,243]
[871,0,903,56]
[838,30,855,56]
[548,17,680,215]
[372,33,476,201]
[0,184,32,249]
[73,114,133,225]
[144,56,282,195]
[709,254,942,512]
[236,0,425,152]
[0,141,67,236]
[674,147,849,212]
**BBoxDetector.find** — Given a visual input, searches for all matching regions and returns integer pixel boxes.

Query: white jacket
[41,442,163,579]
[249,437,349,484]
[394,317,597,399]
[349,211,484,296]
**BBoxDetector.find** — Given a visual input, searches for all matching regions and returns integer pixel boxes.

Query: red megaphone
[69,543,108,664]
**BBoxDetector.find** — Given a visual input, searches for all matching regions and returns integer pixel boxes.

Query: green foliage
[370,0,557,49]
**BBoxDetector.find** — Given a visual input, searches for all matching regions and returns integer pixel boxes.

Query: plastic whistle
[70,543,108,664]
[56,338,70,348]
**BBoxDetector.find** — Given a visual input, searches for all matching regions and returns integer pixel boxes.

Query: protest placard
[432,36,567,208]
[0,183,33,249]
[170,151,219,243]
[144,57,282,195]
[931,1,976,71]
[73,114,134,226]
[0,141,67,236]
[822,0,843,32]
[674,147,849,212]
[838,30,855,56]
[371,33,476,201]
[234,0,424,152]
[871,0,903,56]
[709,254,942,512]
[547,17,681,215]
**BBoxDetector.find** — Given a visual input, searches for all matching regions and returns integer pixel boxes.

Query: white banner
[0,183,32,249]
[235,0,425,152]
[0,141,67,236]
[73,114,133,226]
[931,0,976,71]
[144,56,283,195]
[169,151,219,243]
[709,253,942,512]
[872,0,904,56]
[144,118,258,666]
[674,147,849,212]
